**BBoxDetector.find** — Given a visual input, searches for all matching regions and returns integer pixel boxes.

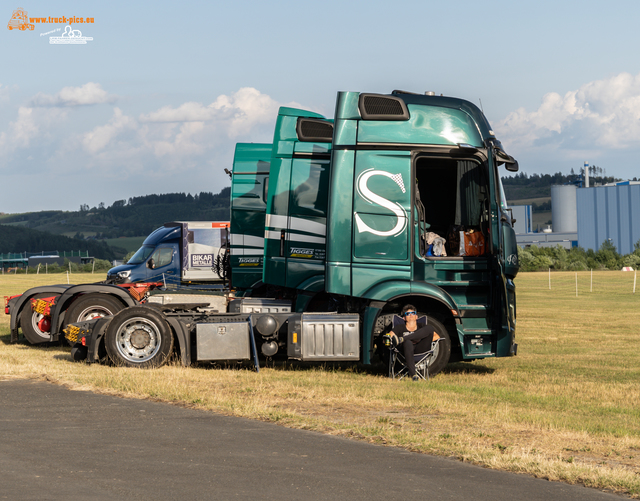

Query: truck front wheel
[424,317,451,377]
[104,307,174,368]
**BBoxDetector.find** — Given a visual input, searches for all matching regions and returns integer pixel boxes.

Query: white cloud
[0,86,313,205]
[11,107,37,147]
[7,106,67,148]
[82,107,136,153]
[30,82,115,107]
[3,85,297,164]
[0,83,17,103]
[496,72,640,154]
[140,87,301,138]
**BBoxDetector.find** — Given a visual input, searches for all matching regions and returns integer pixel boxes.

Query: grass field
[1,271,639,496]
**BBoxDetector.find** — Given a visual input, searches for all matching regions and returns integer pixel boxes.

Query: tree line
[500,168,627,200]
[518,240,640,272]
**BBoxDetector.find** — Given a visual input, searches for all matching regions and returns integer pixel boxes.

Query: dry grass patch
[1,271,640,497]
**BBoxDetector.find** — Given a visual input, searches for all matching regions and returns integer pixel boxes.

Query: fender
[85,316,114,363]
[50,284,139,341]
[165,316,191,367]
[361,279,459,312]
[10,285,74,342]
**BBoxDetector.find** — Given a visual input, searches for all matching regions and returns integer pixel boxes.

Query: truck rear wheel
[20,293,61,344]
[65,294,124,326]
[104,307,174,368]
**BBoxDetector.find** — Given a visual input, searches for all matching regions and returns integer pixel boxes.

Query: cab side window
[151,247,173,268]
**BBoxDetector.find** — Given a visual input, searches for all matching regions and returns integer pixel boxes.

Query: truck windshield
[127,245,155,264]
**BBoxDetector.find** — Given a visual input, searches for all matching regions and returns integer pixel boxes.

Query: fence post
[66,271,69,284]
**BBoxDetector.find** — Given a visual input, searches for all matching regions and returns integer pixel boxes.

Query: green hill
[0,189,230,260]
[0,225,123,260]
[0,189,231,240]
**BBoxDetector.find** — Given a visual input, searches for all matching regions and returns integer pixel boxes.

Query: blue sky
[1,0,640,213]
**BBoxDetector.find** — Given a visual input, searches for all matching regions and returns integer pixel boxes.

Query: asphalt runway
[0,379,626,500]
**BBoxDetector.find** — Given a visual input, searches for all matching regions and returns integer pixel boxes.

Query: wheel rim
[427,343,441,366]
[76,305,113,321]
[30,312,49,338]
[115,317,162,363]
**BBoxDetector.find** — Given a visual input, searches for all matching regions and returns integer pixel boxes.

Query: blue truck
[107,221,230,285]
[6,222,229,345]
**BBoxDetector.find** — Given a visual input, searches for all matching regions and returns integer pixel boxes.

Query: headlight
[117,270,131,278]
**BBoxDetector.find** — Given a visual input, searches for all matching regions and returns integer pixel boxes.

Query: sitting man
[386,304,440,381]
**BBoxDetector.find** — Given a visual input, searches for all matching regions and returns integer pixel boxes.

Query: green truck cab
[233,91,519,371]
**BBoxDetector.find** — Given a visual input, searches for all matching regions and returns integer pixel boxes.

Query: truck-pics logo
[191,254,214,267]
[354,169,407,237]
[7,8,95,43]
[7,8,34,30]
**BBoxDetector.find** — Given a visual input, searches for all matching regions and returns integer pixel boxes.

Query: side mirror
[505,160,519,173]
[495,148,519,172]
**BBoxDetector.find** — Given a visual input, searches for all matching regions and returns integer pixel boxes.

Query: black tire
[104,307,174,368]
[63,294,125,346]
[384,313,451,378]
[20,293,61,344]
[71,344,88,362]
[64,293,124,325]
[424,316,451,377]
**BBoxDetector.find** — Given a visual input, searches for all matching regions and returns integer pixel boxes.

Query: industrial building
[577,182,640,255]
[514,180,640,254]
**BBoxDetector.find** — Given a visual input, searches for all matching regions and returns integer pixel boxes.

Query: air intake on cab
[358,94,410,121]
[296,118,334,142]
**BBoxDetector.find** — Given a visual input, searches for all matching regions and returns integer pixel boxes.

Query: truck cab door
[493,155,518,356]
[351,150,412,296]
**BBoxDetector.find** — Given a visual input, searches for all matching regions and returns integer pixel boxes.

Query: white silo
[551,185,577,233]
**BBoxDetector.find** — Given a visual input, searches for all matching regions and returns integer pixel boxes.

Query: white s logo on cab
[354,169,407,237]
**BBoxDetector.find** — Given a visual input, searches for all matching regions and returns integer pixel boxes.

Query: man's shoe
[412,375,419,381]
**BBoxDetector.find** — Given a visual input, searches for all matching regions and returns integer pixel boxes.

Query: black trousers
[400,326,436,376]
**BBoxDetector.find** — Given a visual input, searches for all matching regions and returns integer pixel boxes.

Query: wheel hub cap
[130,329,151,349]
